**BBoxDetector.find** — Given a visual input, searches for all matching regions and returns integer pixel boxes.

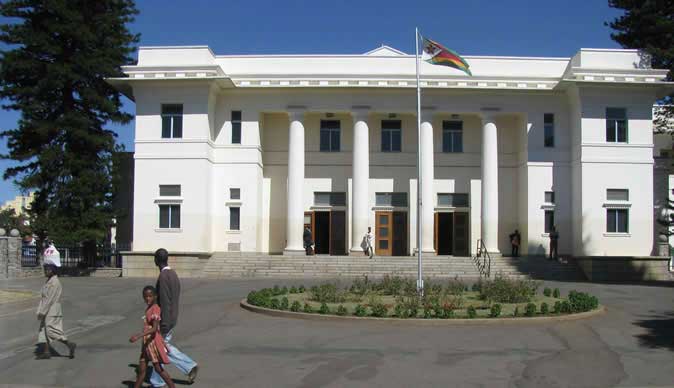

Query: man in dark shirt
[549,226,559,261]
[150,248,198,387]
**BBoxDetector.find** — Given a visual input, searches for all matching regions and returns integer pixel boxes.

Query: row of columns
[283,108,501,255]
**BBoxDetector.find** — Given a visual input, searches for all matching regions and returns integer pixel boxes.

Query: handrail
[474,238,491,278]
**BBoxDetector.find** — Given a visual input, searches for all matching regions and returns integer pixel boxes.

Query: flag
[421,37,472,76]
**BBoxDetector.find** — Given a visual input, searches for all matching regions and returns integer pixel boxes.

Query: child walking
[129,286,175,388]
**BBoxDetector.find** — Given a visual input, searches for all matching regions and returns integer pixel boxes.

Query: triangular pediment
[363,45,406,56]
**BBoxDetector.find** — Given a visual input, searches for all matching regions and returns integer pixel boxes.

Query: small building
[109,45,673,259]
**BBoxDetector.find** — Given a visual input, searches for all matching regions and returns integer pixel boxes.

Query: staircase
[202,253,482,279]
[483,256,586,281]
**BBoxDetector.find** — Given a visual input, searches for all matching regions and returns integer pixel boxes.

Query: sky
[0,0,624,203]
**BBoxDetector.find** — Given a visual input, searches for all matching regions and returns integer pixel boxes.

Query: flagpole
[415,27,423,295]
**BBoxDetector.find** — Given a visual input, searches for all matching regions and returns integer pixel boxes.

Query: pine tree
[0,1,139,247]
[607,0,674,132]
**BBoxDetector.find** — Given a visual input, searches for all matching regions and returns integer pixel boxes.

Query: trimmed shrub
[280,297,289,310]
[513,306,520,317]
[272,285,281,295]
[371,303,388,318]
[540,302,549,315]
[543,287,552,297]
[318,302,330,315]
[560,300,571,314]
[303,303,313,313]
[281,286,288,295]
[309,283,346,303]
[336,305,348,316]
[298,285,306,293]
[553,288,560,298]
[269,298,280,310]
[289,286,298,294]
[441,304,455,319]
[396,295,420,318]
[489,304,502,318]
[553,301,562,314]
[567,290,599,312]
[524,303,536,317]
[478,275,540,303]
[290,301,301,312]
[467,306,477,319]
[354,304,367,317]
[394,304,406,318]
[423,306,434,319]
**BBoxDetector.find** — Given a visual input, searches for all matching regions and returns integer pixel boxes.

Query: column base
[283,248,305,256]
[349,248,369,256]
[413,248,437,255]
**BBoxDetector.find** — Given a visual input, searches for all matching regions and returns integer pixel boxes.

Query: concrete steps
[480,256,586,281]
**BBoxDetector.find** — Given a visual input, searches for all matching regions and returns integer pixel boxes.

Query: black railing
[473,238,491,278]
[21,245,39,267]
[21,243,130,268]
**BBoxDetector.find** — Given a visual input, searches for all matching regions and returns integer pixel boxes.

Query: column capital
[351,105,371,121]
[414,106,436,122]
[286,105,307,121]
[479,107,502,123]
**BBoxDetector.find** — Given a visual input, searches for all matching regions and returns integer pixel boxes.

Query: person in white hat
[36,246,75,360]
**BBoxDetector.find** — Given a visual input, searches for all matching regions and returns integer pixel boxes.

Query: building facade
[110,45,672,258]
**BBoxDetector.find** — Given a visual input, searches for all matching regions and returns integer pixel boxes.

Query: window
[544,113,554,147]
[607,189,629,201]
[320,120,340,152]
[314,192,346,206]
[544,191,555,204]
[606,108,627,143]
[437,193,469,207]
[231,111,242,144]
[442,120,463,153]
[229,207,240,230]
[159,204,180,228]
[381,120,402,152]
[544,210,554,233]
[230,188,240,200]
[375,192,408,207]
[607,208,628,233]
[161,104,183,138]
[159,185,181,197]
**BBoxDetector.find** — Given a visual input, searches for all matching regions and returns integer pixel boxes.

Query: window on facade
[375,192,408,207]
[159,205,180,228]
[229,207,240,230]
[314,192,346,206]
[231,111,242,144]
[230,188,240,200]
[544,210,554,233]
[607,208,628,233]
[381,120,402,152]
[161,104,183,138]
[606,108,627,143]
[437,193,469,207]
[544,191,555,204]
[320,120,340,152]
[544,113,555,147]
[442,120,463,153]
[159,185,181,197]
[607,189,629,201]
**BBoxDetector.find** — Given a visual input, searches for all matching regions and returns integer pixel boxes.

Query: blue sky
[0,0,624,203]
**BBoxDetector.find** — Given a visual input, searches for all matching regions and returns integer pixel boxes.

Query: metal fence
[21,243,130,268]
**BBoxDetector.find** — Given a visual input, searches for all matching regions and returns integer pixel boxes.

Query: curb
[240,299,607,325]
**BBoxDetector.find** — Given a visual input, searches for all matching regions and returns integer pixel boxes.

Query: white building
[110,45,673,258]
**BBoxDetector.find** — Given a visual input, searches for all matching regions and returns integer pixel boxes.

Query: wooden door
[375,211,392,256]
[329,211,346,255]
[453,212,469,256]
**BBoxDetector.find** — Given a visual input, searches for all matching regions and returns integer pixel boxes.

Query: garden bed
[243,276,603,321]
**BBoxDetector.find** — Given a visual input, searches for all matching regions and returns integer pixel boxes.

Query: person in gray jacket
[35,259,76,359]
[149,248,199,387]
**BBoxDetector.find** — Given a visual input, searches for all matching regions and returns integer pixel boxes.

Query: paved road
[0,276,672,388]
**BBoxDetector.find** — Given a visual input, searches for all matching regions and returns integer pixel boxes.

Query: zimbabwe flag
[421,37,472,76]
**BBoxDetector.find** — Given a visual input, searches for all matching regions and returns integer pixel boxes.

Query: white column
[420,113,435,253]
[481,115,500,254]
[350,109,370,253]
[284,109,305,255]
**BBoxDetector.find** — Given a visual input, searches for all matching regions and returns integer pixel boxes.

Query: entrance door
[392,212,407,256]
[375,211,392,256]
[453,212,469,256]
[314,211,330,254]
[329,211,346,255]
[436,212,454,255]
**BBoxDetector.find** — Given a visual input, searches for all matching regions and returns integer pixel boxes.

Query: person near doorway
[303,226,314,255]
[549,226,559,260]
[364,227,375,259]
[150,248,199,387]
[36,255,76,359]
[509,230,521,257]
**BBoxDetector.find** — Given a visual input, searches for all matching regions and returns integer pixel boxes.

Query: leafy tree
[0,207,31,235]
[0,1,139,246]
[607,0,674,132]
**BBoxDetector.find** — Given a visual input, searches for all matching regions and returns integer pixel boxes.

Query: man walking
[365,227,375,259]
[549,226,559,261]
[150,248,198,387]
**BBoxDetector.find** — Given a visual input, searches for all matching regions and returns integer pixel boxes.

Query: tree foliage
[0,207,31,235]
[607,0,674,132]
[0,0,139,243]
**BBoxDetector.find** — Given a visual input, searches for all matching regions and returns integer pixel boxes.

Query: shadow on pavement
[634,311,674,351]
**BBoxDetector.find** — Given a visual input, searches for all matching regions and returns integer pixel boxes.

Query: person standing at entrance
[150,248,199,387]
[365,227,375,259]
[303,226,313,255]
[549,226,559,260]
[509,230,521,257]
[36,256,76,359]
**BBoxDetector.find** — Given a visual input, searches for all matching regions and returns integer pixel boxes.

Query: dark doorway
[330,211,346,255]
[392,212,407,256]
[453,212,469,256]
[436,213,454,255]
[435,212,470,256]
[314,211,330,254]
